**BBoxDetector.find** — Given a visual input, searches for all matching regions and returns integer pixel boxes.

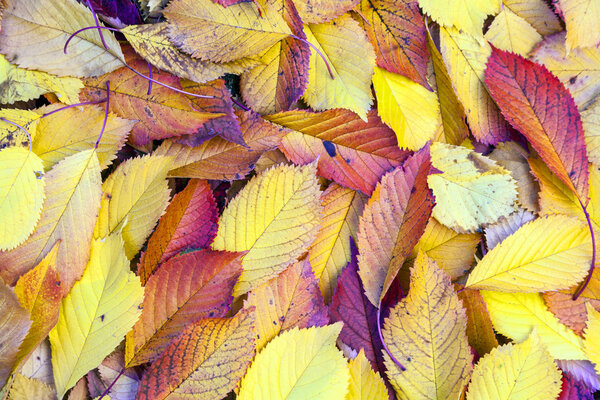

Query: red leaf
[138,179,218,285]
[485,46,589,203]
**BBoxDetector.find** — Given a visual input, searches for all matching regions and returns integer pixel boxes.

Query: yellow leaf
[303,15,375,121]
[94,154,172,260]
[20,341,53,387]
[407,217,480,280]
[7,374,55,400]
[383,251,472,400]
[346,350,389,400]
[466,331,562,400]
[0,109,41,148]
[481,291,588,360]
[308,183,367,301]
[0,281,32,387]
[33,104,136,171]
[372,67,441,150]
[466,215,591,292]
[121,23,258,84]
[49,234,144,399]
[212,162,322,296]
[164,0,291,62]
[0,0,125,77]
[581,98,600,165]
[503,0,562,36]
[428,142,517,233]
[0,149,102,291]
[418,0,500,38]
[0,147,45,251]
[560,0,600,52]
[584,303,600,375]
[0,55,83,105]
[439,27,509,144]
[484,7,542,56]
[237,323,350,400]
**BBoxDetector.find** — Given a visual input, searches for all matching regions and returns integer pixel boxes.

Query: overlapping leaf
[503,0,562,36]
[293,0,359,23]
[382,251,472,400]
[0,0,125,77]
[245,258,328,350]
[584,303,600,375]
[458,288,498,357]
[418,0,500,38]
[560,0,600,52]
[6,374,55,400]
[485,46,590,202]
[125,249,243,367]
[212,162,322,296]
[136,308,256,400]
[346,350,389,400]
[484,208,535,250]
[267,109,410,195]
[485,7,542,56]
[358,144,434,306]
[237,323,349,399]
[49,234,143,398]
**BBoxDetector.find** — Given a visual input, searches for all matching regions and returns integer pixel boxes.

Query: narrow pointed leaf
[0,147,45,251]
[49,234,144,398]
[0,0,125,77]
[212,162,322,296]
[466,332,562,400]
[125,249,243,367]
[358,144,434,306]
[485,46,589,202]
[0,150,101,289]
[135,308,256,400]
[237,323,349,400]
[266,109,410,195]
[382,251,472,400]
[457,288,498,357]
[138,179,218,284]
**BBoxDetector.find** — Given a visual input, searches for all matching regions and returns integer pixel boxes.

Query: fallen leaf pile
[1,0,600,399]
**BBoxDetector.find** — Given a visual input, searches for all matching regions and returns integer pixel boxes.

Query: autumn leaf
[346,350,389,400]
[559,0,600,52]
[7,374,55,400]
[294,0,359,23]
[419,0,500,38]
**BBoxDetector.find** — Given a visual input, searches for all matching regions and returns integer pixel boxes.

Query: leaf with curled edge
[245,258,328,351]
[358,0,429,89]
[135,308,256,400]
[80,45,223,147]
[240,0,309,115]
[382,251,472,400]
[358,144,434,306]
[125,249,243,367]
[156,110,290,180]
[164,0,291,62]
[138,179,218,285]
[266,109,410,195]
[485,46,589,203]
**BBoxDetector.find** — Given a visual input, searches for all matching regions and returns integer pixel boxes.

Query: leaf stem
[40,100,107,118]
[147,62,153,95]
[95,81,110,149]
[0,117,32,152]
[231,96,250,111]
[98,367,124,400]
[573,197,596,300]
[377,301,406,371]
[289,34,335,80]
[86,0,109,50]
[64,26,121,54]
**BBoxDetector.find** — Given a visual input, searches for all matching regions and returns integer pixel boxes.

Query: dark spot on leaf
[569,76,577,84]
[323,140,336,157]
[100,314,105,322]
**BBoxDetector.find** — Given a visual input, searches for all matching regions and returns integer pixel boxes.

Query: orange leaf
[266,109,410,195]
[125,249,243,367]
[245,259,328,351]
[80,46,223,146]
[458,287,499,357]
[135,308,256,400]
[544,292,600,336]
[138,179,218,285]
[358,144,434,306]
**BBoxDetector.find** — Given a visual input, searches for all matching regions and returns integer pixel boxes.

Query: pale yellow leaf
[372,67,441,150]
[485,7,542,56]
[581,98,600,165]
[503,0,562,36]
[418,0,500,38]
[7,374,55,400]
[584,302,600,375]
[560,0,600,52]
[0,109,41,148]
[346,350,388,400]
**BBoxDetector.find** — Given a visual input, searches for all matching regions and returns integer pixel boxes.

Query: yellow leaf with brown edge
[308,183,367,302]
[0,55,83,105]
[121,23,259,84]
[346,350,389,400]
[164,0,291,62]
[303,15,376,121]
[237,323,349,400]
[466,331,562,400]
[382,251,472,400]
[49,233,143,399]
[0,149,102,291]
[0,280,32,388]
[0,0,125,77]
[212,162,322,296]
[13,242,62,369]
[0,147,45,251]
[94,154,173,260]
